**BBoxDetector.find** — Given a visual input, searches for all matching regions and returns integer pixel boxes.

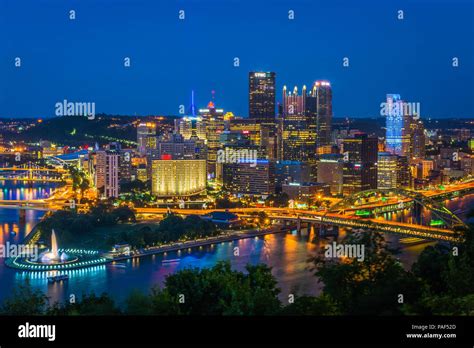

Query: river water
[0,181,472,306]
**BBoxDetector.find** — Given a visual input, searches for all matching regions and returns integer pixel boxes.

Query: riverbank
[111,225,291,261]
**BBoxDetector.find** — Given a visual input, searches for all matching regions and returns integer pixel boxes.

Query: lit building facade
[200,102,225,178]
[310,80,333,152]
[137,122,156,156]
[385,94,411,157]
[281,81,333,161]
[249,71,276,121]
[377,152,398,189]
[151,159,207,197]
[175,116,206,140]
[342,133,378,195]
[94,150,120,198]
[317,155,343,195]
[223,160,275,195]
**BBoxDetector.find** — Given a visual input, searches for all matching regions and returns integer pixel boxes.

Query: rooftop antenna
[189,90,196,116]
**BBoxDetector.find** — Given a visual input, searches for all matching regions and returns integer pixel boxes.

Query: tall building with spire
[281,85,314,161]
[199,99,225,178]
[281,80,333,161]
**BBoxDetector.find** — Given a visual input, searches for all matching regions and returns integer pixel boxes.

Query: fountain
[39,229,72,264]
[6,229,109,271]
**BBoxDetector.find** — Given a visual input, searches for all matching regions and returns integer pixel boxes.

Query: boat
[47,274,69,283]
[162,258,180,264]
[399,237,430,246]
[110,263,127,268]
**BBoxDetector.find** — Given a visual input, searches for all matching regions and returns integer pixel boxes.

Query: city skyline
[0,1,473,344]
[1,0,473,119]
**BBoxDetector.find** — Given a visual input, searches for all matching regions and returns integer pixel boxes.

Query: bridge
[134,206,464,243]
[0,162,66,182]
[134,181,474,243]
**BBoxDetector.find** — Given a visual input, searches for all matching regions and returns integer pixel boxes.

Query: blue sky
[1,0,473,118]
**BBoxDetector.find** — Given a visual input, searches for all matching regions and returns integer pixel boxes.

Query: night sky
[1,0,473,118]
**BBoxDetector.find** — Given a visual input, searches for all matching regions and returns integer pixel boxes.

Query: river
[0,181,472,306]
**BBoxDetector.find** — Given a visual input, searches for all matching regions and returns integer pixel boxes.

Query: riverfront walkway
[111,226,291,262]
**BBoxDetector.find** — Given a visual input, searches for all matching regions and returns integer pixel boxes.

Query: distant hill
[3,114,176,146]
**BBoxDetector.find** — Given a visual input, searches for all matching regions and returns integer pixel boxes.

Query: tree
[280,294,340,315]
[265,193,289,208]
[0,281,48,315]
[113,206,137,223]
[412,244,450,294]
[310,230,423,315]
[53,293,121,315]
[124,289,153,315]
[161,261,281,315]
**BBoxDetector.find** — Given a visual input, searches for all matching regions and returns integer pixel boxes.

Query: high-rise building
[249,71,276,121]
[309,80,332,152]
[223,160,275,195]
[151,159,207,197]
[410,118,426,159]
[229,119,278,160]
[377,152,398,189]
[317,154,344,195]
[94,150,120,198]
[175,116,207,140]
[281,81,333,161]
[342,133,377,195]
[200,102,225,178]
[397,155,411,188]
[385,94,411,157]
[137,122,156,156]
[282,85,314,161]
[275,160,312,190]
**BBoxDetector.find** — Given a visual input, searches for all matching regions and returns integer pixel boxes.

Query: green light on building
[355,210,371,217]
[430,219,444,226]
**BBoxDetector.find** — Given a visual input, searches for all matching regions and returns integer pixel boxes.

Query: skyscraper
[282,85,313,161]
[249,72,276,121]
[223,160,275,195]
[94,150,120,198]
[385,94,411,157]
[410,118,426,159]
[342,133,377,195]
[377,152,398,189]
[199,101,225,178]
[137,122,156,156]
[281,81,333,161]
[309,80,332,153]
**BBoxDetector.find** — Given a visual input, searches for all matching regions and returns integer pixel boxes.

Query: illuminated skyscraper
[199,101,225,178]
[94,150,120,198]
[410,118,426,159]
[223,160,275,195]
[282,85,311,161]
[175,116,207,140]
[385,94,411,157]
[137,122,156,156]
[317,154,343,195]
[281,81,333,161]
[377,152,398,189]
[342,133,377,195]
[308,80,332,153]
[249,72,276,121]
